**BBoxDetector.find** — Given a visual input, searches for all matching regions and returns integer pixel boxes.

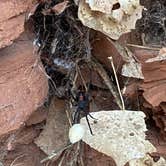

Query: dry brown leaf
[78,0,143,40]
[110,42,144,79]
[51,1,69,15]
[129,154,166,166]
[146,47,166,62]
[35,98,69,155]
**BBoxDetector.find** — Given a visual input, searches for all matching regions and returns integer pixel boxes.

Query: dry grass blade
[65,105,72,127]
[127,44,161,51]
[10,154,27,166]
[41,144,72,163]
[90,58,123,109]
[76,64,88,92]
[108,56,125,111]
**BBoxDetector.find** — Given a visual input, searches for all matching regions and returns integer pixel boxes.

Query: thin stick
[58,151,67,166]
[10,154,26,166]
[65,108,72,127]
[127,44,160,51]
[79,141,85,166]
[108,57,125,111]
[41,144,72,163]
[76,64,88,92]
[91,59,123,109]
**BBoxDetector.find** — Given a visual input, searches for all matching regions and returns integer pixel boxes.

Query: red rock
[142,61,166,82]
[26,106,48,126]
[0,33,48,136]
[0,0,33,23]
[3,143,46,166]
[7,127,40,151]
[83,143,116,166]
[133,49,158,63]
[0,0,34,48]
[141,81,166,107]
[0,14,25,48]
[140,59,166,107]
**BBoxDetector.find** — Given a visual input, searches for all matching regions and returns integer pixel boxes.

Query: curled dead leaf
[52,1,69,15]
[42,1,69,15]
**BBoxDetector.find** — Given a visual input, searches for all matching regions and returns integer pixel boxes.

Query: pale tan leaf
[51,1,69,15]
[81,110,156,166]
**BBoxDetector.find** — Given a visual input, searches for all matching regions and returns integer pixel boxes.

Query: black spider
[72,86,97,135]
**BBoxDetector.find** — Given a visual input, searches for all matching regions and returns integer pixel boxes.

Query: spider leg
[85,114,94,135]
[88,113,97,120]
[73,109,80,124]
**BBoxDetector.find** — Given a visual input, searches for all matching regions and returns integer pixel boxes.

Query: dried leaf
[51,1,69,15]
[122,62,144,79]
[146,47,166,62]
[78,0,143,40]
[81,110,156,166]
[27,3,39,19]
[35,98,69,154]
[111,42,144,79]
[129,154,166,166]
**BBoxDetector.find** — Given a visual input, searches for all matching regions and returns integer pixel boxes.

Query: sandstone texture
[0,0,34,48]
[0,34,48,136]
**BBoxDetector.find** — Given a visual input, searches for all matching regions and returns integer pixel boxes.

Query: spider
[72,85,97,135]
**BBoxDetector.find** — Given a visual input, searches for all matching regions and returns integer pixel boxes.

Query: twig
[41,144,72,163]
[76,64,88,92]
[90,58,123,109]
[127,44,160,51]
[58,151,67,166]
[65,107,72,127]
[10,154,27,166]
[79,141,85,166]
[108,57,125,111]
[71,67,78,93]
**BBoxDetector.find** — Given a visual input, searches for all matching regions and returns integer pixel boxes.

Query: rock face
[0,33,48,136]
[0,0,33,48]
[134,48,166,140]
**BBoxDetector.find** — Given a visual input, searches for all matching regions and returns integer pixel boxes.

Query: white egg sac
[69,124,85,144]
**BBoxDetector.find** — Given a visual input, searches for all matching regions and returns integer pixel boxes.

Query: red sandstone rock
[26,106,48,126]
[0,0,34,48]
[91,33,124,72]
[0,14,25,48]
[3,143,46,166]
[0,33,48,136]
[0,0,33,23]
[134,48,166,140]
[141,81,166,107]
